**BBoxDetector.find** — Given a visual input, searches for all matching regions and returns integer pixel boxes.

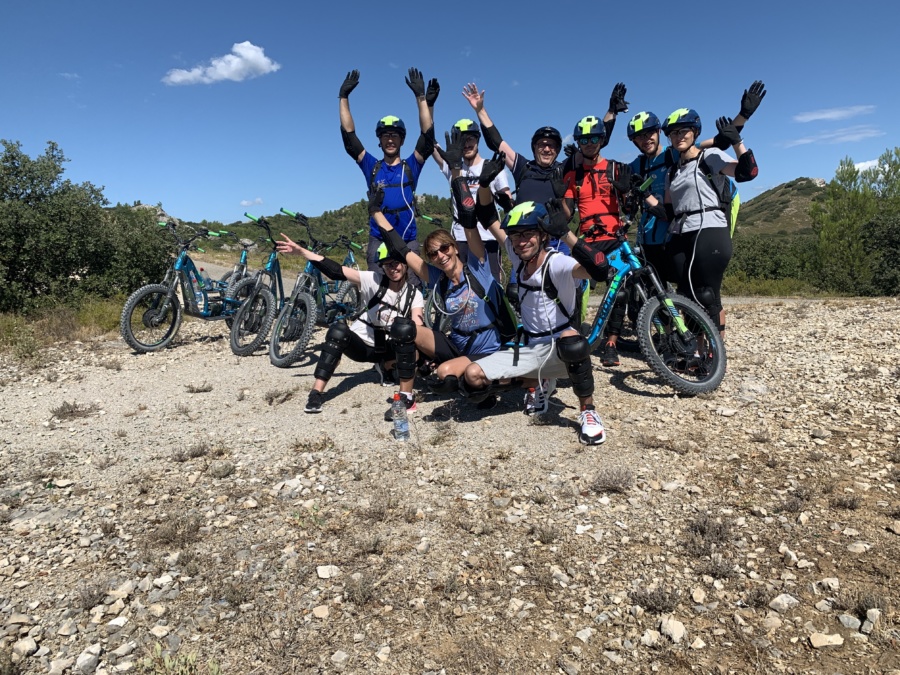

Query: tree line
[1,139,897,314]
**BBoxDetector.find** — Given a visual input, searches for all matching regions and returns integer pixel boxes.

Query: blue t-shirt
[426,252,501,355]
[358,151,424,241]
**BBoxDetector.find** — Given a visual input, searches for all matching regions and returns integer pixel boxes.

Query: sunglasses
[577,136,602,146]
[509,229,539,241]
[667,127,694,138]
[426,242,454,259]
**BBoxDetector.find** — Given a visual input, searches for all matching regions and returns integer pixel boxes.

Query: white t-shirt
[440,158,510,242]
[505,242,578,343]
[349,270,424,346]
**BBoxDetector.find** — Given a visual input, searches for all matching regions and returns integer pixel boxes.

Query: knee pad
[426,373,458,394]
[389,317,418,381]
[314,322,351,382]
[695,287,722,324]
[556,335,594,398]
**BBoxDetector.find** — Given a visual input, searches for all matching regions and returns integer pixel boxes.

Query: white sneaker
[524,378,556,416]
[578,406,606,445]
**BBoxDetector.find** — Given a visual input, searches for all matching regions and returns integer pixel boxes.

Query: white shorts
[476,341,569,381]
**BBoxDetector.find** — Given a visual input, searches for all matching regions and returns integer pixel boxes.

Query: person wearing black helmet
[275,233,424,415]
[626,81,766,285]
[432,118,512,281]
[337,68,436,286]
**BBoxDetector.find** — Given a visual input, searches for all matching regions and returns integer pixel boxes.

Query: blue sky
[2,0,897,224]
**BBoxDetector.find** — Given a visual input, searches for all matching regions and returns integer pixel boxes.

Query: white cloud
[59,72,80,80]
[388,62,399,69]
[240,198,263,207]
[785,125,885,148]
[854,159,879,171]
[162,41,280,86]
[793,105,874,123]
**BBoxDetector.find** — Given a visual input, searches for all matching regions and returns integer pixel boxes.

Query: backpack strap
[370,160,416,216]
[357,276,414,329]
[515,251,573,327]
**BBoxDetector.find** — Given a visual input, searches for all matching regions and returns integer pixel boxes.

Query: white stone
[317,565,341,579]
[690,637,706,649]
[660,614,686,644]
[312,605,329,619]
[809,632,844,648]
[769,594,799,613]
[12,637,38,658]
[576,628,593,643]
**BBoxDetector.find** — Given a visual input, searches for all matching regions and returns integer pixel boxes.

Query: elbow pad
[311,256,346,281]
[481,124,503,152]
[340,127,364,159]
[415,126,435,158]
[734,148,758,183]
[646,203,674,223]
[383,227,411,259]
[475,200,500,229]
[571,240,609,282]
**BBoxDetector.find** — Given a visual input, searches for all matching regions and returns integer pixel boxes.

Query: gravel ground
[1,296,899,674]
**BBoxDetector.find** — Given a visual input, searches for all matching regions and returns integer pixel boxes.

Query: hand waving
[609,82,629,114]
[479,151,506,187]
[426,78,440,107]
[405,67,425,98]
[540,199,571,239]
[740,80,767,119]
[713,116,743,148]
[462,83,485,113]
[338,70,359,99]
[437,129,465,170]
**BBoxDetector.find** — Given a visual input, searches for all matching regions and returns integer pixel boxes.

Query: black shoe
[600,340,620,367]
[304,390,324,413]
[373,362,397,387]
[475,394,498,410]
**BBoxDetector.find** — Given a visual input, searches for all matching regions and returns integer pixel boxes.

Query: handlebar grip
[639,176,654,192]
[207,231,220,237]
[157,221,168,227]
[196,247,205,253]
[219,230,231,235]
[351,242,363,250]
[355,228,366,235]
[280,208,297,217]
[244,212,259,222]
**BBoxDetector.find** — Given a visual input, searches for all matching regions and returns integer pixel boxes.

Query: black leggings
[666,227,732,328]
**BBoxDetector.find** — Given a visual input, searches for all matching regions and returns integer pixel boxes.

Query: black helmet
[530,126,562,150]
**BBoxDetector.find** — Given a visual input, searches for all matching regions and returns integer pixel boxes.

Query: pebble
[660,614,686,644]
[313,605,330,619]
[317,565,341,579]
[331,650,349,666]
[838,614,861,630]
[809,632,844,648]
[690,637,706,649]
[847,541,873,554]
[575,628,593,643]
[769,594,799,613]
[12,637,38,658]
[641,629,660,647]
[888,521,900,536]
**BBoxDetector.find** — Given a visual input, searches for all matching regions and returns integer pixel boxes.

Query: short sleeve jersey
[426,251,502,355]
[630,147,677,246]
[440,158,509,242]
[511,155,562,205]
[349,270,424,346]
[505,241,578,343]
[563,157,622,242]
[666,148,732,234]
[358,151,424,241]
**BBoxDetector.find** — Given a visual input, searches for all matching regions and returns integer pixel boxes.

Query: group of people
[275,68,764,446]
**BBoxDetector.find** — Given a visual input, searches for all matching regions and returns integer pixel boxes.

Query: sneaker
[600,340,620,367]
[578,405,606,445]
[373,361,397,387]
[304,390,324,414]
[383,392,416,422]
[524,378,556,416]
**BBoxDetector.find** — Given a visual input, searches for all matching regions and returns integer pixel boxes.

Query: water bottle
[391,392,409,441]
[188,271,204,308]
[199,268,213,289]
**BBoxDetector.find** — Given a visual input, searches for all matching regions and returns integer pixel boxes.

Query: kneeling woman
[370,176,508,408]
[275,234,424,414]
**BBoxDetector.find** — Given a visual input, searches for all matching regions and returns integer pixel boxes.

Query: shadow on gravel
[603,365,678,399]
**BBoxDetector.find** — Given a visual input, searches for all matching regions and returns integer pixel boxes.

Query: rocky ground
[1,297,899,674]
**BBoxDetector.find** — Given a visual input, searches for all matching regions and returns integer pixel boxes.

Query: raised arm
[406,68,435,164]
[473,152,508,245]
[712,118,758,182]
[276,233,361,285]
[599,82,628,149]
[701,80,767,151]
[366,187,430,280]
[463,83,517,170]
[338,70,366,162]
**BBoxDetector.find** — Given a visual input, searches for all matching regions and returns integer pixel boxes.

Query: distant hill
[738,177,825,237]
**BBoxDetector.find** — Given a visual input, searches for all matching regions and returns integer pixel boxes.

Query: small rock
[575,628,593,643]
[809,632,844,648]
[817,577,840,592]
[762,615,782,631]
[866,608,882,625]
[815,600,833,612]
[690,637,706,649]
[692,588,707,604]
[12,637,38,658]
[58,619,79,636]
[376,646,390,662]
[838,614,861,631]
[317,565,341,579]
[640,629,660,647]
[312,605,329,619]
[660,614,686,644]
[603,651,624,665]
[888,521,900,536]
[557,655,580,675]
[149,626,169,638]
[76,643,102,674]
[461,493,479,501]
[769,594,799,613]
[331,650,349,666]
[847,541,872,554]
[49,658,75,675]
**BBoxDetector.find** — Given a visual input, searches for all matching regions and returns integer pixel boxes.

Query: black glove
[367,185,384,215]
[426,78,440,107]
[495,191,514,212]
[740,80,767,119]
[609,162,634,194]
[437,129,465,170]
[713,116,742,149]
[550,166,567,199]
[405,67,425,98]
[451,176,478,229]
[540,198,571,239]
[338,70,359,99]
[479,151,506,188]
[609,82,629,114]
[563,143,578,159]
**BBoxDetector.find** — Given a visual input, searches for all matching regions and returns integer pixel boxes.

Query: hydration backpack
[668,150,740,236]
